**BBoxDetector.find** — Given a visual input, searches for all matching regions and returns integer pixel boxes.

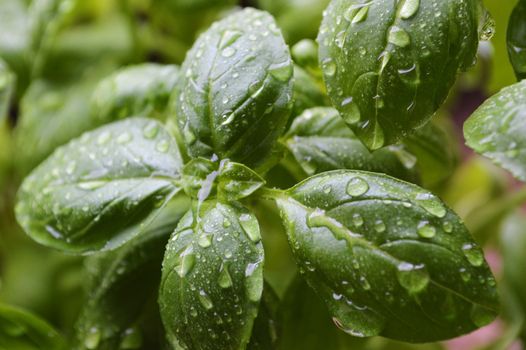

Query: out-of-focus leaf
[258,0,331,44]
[0,303,66,350]
[275,170,499,342]
[291,39,321,78]
[0,0,30,93]
[291,65,329,119]
[282,107,419,183]
[74,195,189,350]
[163,0,236,13]
[91,63,179,124]
[173,8,294,169]
[318,0,479,149]
[16,118,183,254]
[507,0,526,81]
[0,59,15,124]
[464,80,526,182]
[159,201,264,350]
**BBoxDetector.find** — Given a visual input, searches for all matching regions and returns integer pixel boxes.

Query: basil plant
[10,0,509,349]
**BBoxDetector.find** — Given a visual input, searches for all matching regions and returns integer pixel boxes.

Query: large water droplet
[388,26,410,47]
[397,262,430,294]
[245,261,263,302]
[198,290,214,310]
[346,177,369,197]
[400,0,420,19]
[442,221,453,233]
[78,181,106,191]
[117,132,132,144]
[462,243,484,267]
[176,247,196,278]
[415,193,446,218]
[156,139,169,153]
[119,328,143,349]
[143,122,159,139]
[344,4,370,24]
[417,221,436,238]
[197,234,212,248]
[269,61,293,82]
[239,213,261,243]
[218,264,233,289]
[352,213,364,227]
[374,220,386,233]
[84,327,101,349]
[470,305,496,327]
[97,131,111,145]
[322,59,337,77]
[221,47,236,58]
[341,97,361,124]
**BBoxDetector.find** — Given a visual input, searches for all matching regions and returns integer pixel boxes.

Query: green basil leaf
[74,196,189,350]
[174,8,294,168]
[159,201,264,350]
[181,157,266,202]
[0,303,66,350]
[275,170,499,342]
[15,117,183,254]
[91,64,180,124]
[282,107,418,182]
[291,39,320,77]
[318,0,479,149]
[29,0,77,74]
[464,80,526,182]
[507,0,526,81]
[0,59,15,123]
[404,122,457,187]
[291,65,330,118]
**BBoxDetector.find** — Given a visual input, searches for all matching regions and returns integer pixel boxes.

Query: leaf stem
[255,187,286,201]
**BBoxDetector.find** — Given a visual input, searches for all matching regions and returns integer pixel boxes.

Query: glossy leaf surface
[91,63,180,123]
[282,107,418,182]
[276,170,498,342]
[16,118,183,254]
[507,0,526,81]
[174,8,294,168]
[159,201,264,350]
[464,80,526,182]
[318,0,479,149]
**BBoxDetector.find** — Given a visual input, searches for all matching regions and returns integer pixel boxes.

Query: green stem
[255,187,286,201]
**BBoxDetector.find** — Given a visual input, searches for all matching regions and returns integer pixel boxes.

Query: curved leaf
[507,0,526,81]
[464,80,526,182]
[291,65,330,119]
[91,63,180,124]
[0,303,66,350]
[318,0,479,149]
[247,283,280,350]
[74,196,189,350]
[16,117,183,254]
[275,170,498,342]
[174,8,294,168]
[282,107,418,182]
[0,59,15,124]
[164,0,236,12]
[159,201,264,350]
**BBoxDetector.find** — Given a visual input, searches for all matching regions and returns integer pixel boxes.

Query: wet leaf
[507,0,526,81]
[91,63,180,124]
[282,107,418,182]
[464,80,526,182]
[275,170,499,342]
[16,118,183,254]
[173,8,293,169]
[318,0,479,149]
[159,201,264,350]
